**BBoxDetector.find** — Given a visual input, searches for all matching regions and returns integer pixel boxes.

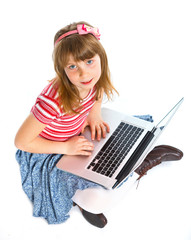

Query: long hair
[52,21,118,114]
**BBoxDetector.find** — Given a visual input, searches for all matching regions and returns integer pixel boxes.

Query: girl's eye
[69,65,77,70]
[87,60,93,65]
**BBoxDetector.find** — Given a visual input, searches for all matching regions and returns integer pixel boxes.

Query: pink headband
[55,24,101,45]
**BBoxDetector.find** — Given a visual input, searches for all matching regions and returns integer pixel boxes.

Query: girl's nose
[79,67,88,78]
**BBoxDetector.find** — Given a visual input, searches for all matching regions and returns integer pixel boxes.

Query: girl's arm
[14,113,93,155]
[81,89,110,141]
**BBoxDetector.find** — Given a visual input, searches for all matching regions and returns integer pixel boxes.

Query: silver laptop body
[56,98,183,189]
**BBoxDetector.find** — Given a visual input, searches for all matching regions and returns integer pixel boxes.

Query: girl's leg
[72,172,139,214]
[72,145,183,228]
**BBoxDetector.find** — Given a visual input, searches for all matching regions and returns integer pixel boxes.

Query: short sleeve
[31,94,60,125]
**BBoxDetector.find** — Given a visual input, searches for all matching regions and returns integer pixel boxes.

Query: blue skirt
[16,115,153,224]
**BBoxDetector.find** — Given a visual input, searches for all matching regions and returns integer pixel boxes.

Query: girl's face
[64,54,101,97]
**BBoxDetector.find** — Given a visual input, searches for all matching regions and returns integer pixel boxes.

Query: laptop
[56,98,184,189]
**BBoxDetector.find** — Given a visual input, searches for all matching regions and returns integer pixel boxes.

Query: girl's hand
[64,136,94,156]
[81,114,110,141]
[81,88,110,141]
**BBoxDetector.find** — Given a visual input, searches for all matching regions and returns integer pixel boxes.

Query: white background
[0,0,191,239]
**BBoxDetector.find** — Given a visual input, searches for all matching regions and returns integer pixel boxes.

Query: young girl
[15,21,183,228]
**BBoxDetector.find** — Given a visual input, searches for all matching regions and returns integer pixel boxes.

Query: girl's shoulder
[34,79,61,115]
[41,79,59,100]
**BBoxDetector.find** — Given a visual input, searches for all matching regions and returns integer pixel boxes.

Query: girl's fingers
[82,143,94,150]
[89,121,110,141]
[90,125,96,141]
[79,150,92,156]
[100,121,110,134]
[79,142,94,156]
[80,138,94,150]
[96,122,110,140]
[95,125,102,141]
[100,123,107,138]
[103,121,110,133]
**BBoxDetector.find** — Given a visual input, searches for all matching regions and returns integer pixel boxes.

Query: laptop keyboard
[87,122,144,177]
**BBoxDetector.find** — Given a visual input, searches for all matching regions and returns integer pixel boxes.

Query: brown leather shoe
[75,204,107,228]
[81,209,107,228]
[135,145,183,180]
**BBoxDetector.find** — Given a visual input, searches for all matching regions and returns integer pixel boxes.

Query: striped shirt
[31,82,96,141]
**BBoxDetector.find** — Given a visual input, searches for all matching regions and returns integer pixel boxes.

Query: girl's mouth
[81,79,93,85]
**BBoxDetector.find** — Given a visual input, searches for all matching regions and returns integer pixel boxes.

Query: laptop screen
[156,98,184,130]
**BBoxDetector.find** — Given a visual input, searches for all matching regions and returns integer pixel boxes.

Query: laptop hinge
[112,130,155,189]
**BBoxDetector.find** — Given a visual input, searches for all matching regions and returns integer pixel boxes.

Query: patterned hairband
[55,24,101,45]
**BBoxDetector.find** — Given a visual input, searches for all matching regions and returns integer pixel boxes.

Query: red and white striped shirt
[31,82,96,141]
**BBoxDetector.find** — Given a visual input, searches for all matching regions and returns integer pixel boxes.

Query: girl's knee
[73,187,111,214]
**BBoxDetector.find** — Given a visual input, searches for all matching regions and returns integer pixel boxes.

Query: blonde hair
[52,21,118,114]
